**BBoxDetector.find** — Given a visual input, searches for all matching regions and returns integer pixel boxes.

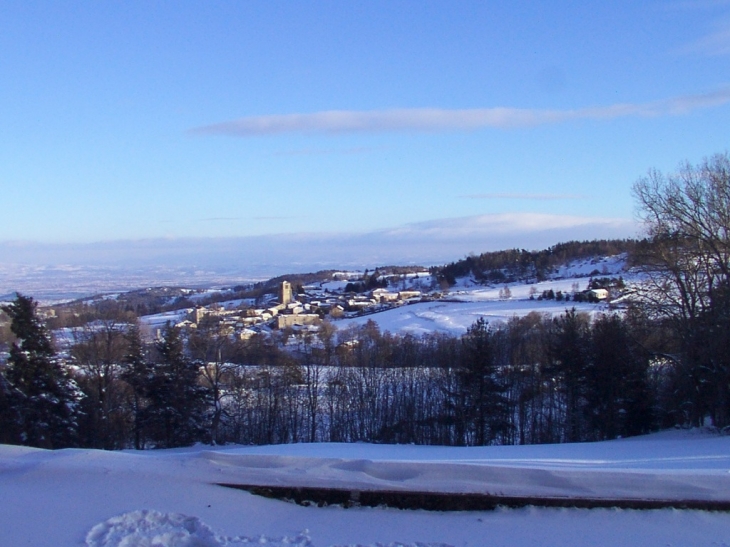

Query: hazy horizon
[0,212,637,301]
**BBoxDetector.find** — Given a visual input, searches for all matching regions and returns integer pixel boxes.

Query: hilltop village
[2,241,632,349]
[149,264,616,343]
[170,275,432,341]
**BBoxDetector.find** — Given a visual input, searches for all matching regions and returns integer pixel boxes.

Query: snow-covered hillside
[336,298,605,336]
[336,269,628,336]
[2,429,729,546]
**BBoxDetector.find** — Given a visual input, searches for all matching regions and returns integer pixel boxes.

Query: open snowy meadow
[2,429,729,546]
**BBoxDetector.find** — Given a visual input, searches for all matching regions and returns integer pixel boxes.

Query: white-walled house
[590,288,609,300]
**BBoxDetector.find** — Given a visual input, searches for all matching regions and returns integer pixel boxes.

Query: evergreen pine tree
[1,294,84,448]
[141,325,209,448]
[0,366,20,445]
[120,324,149,449]
[549,308,591,442]
[586,313,653,440]
[458,318,510,445]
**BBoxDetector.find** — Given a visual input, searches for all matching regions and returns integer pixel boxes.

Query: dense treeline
[0,286,723,450]
[0,296,663,450]
[213,310,657,445]
[435,239,637,285]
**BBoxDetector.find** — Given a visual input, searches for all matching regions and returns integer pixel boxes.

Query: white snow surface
[334,268,639,336]
[337,298,606,336]
[2,430,730,546]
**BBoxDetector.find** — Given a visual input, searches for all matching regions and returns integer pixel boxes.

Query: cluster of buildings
[174,280,427,339]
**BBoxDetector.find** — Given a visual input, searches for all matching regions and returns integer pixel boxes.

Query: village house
[398,290,422,300]
[275,313,320,329]
[589,288,609,300]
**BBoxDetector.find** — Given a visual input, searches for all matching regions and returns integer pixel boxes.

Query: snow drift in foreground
[2,430,730,547]
[85,510,315,547]
[86,509,451,547]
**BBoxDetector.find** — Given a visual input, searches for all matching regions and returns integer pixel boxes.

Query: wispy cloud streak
[379,213,635,239]
[163,216,295,223]
[190,88,730,137]
[679,19,730,55]
[274,146,385,156]
[460,193,587,201]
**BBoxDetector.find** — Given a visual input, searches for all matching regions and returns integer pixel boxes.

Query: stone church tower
[279,281,293,305]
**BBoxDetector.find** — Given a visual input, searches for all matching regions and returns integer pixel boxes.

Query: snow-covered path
[1,430,729,546]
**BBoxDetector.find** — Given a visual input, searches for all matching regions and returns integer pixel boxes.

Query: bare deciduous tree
[633,152,730,427]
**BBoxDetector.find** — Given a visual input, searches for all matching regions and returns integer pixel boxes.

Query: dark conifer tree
[586,314,653,440]
[550,309,590,442]
[694,283,730,428]
[457,318,510,445]
[1,294,83,448]
[0,366,20,445]
[120,324,149,449]
[141,325,209,448]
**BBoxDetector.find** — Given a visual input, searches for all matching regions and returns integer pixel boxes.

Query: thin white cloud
[190,88,730,137]
[273,146,385,156]
[679,19,730,55]
[460,193,587,201]
[165,216,295,223]
[380,213,636,240]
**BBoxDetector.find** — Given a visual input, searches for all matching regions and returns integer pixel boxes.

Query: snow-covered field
[337,274,609,337]
[134,274,615,338]
[337,299,605,336]
[2,429,730,546]
[139,309,191,330]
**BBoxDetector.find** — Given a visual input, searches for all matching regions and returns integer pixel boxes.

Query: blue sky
[1,1,730,258]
